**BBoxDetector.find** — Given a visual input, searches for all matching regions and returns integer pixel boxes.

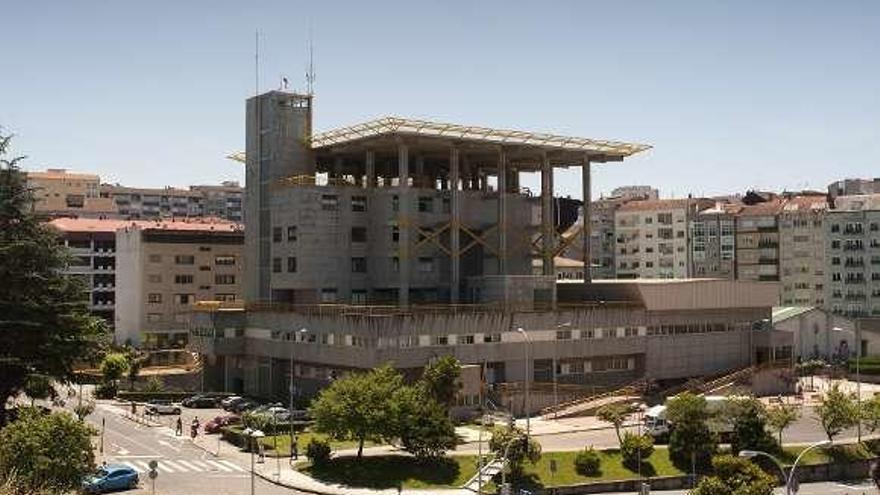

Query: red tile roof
[617,198,713,212]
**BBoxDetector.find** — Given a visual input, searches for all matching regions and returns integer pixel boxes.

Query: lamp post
[516,327,532,436]
[740,440,830,495]
[833,324,861,442]
[289,327,307,454]
[244,428,265,495]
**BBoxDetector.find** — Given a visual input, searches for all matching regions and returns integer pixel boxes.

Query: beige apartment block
[779,194,828,306]
[614,198,713,279]
[690,202,738,279]
[115,219,244,348]
[26,168,115,215]
[736,199,784,285]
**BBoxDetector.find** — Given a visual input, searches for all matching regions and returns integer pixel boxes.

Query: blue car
[82,464,139,493]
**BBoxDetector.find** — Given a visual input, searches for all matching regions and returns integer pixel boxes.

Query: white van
[644,395,735,438]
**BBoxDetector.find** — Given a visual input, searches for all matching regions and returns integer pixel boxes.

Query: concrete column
[365,150,376,189]
[450,147,461,303]
[582,155,592,282]
[498,149,508,275]
[541,153,554,277]
[333,156,343,184]
[398,143,410,307]
[415,155,425,188]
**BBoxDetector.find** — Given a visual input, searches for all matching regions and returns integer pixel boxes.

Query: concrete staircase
[540,379,647,419]
[463,457,504,493]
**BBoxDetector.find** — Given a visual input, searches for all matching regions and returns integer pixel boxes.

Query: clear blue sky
[2,1,878,199]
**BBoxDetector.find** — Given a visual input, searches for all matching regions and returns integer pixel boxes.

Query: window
[581,329,595,339]
[174,255,195,265]
[287,226,297,242]
[272,227,282,242]
[146,313,162,323]
[320,288,337,303]
[351,290,367,305]
[556,330,572,340]
[418,257,435,273]
[174,274,193,284]
[287,257,297,273]
[351,257,367,273]
[624,327,639,337]
[148,274,162,283]
[433,335,449,346]
[351,196,367,212]
[148,254,162,263]
[418,196,433,212]
[458,334,475,345]
[175,294,194,305]
[351,227,367,243]
[392,195,399,212]
[831,224,840,233]
[215,294,236,302]
[199,265,211,271]
[391,226,400,243]
[215,274,236,285]
[321,194,339,211]
[568,362,585,374]
[215,255,236,266]
[484,333,501,343]
[272,258,281,273]
[148,293,162,304]
[198,246,212,252]
[392,257,400,272]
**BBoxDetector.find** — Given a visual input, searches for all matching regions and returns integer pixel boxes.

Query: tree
[0,408,96,492]
[766,403,800,446]
[100,353,129,384]
[73,401,95,421]
[620,432,654,469]
[420,355,461,410]
[815,383,859,441]
[862,394,880,434]
[667,392,717,472]
[690,455,775,495]
[726,397,776,454]
[0,135,106,424]
[395,387,457,461]
[310,365,404,458]
[125,348,145,391]
[489,425,541,476]
[596,402,632,446]
[22,374,55,407]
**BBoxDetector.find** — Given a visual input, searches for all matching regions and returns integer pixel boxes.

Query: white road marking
[121,461,143,473]
[206,460,234,472]
[162,460,187,472]
[189,460,211,470]
[156,462,176,474]
[218,460,245,472]
[175,460,200,471]
[134,461,153,472]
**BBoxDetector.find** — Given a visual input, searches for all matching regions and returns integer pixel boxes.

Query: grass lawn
[257,430,373,457]
[519,447,684,488]
[302,454,479,489]
[780,443,873,466]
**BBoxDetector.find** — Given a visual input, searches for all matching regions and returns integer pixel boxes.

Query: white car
[220,396,242,409]
[145,400,181,415]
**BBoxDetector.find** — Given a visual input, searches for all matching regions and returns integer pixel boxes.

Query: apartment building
[689,202,738,279]
[559,196,632,279]
[27,169,115,216]
[610,185,659,201]
[190,181,244,222]
[614,198,713,279]
[779,194,828,306]
[115,219,244,348]
[825,195,880,317]
[828,178,880,201]
[49,218,131,328]
[735,199,784,284]
[101,185,204,219]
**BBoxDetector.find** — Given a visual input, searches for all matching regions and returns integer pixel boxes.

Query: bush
[620,432,654,469]
[144,376,164,393]
[574,447,601,476]
[94,382,117,399]
[306,438,332,466]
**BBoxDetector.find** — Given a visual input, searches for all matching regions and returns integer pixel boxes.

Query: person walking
[191,417,200,439]
[175,417,183,436]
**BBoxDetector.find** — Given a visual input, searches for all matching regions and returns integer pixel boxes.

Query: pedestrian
[191,417,200,438]
[291,438,298,460]
[175,417,183,436]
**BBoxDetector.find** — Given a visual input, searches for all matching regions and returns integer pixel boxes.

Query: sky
[1,1,879,199]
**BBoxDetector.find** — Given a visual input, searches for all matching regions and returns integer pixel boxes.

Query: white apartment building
[779,195,828,306]
[825,195,880,317]
[689,202,738,279]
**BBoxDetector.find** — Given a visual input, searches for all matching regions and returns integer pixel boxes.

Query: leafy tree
[310,365,405,458]
[596,402,632,446]
[125,349,145,391]
[395,387,457,461]
[143,376,163,393]
[73,401,95,421]
[22,374,55,407]
[690,454,775,495]
[620,432,654,469]
[488,425,541,476]
[766,403,800,446]
[305,438,331,466]
[726,397,776,454]
[419,355,461,410]
[0,134,106,424]
[100,353,129,384]
[667,392,717,471]
[0,408,96,492]
[815,383,859,441]
[574,447,601,476]
[863,394,880,434]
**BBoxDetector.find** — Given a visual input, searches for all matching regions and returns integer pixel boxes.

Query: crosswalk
[113,459,247,474]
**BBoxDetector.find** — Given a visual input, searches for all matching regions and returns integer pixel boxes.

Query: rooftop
[27,169,100,181]
[772,306,817,324]
[617,198,712,213]
[50,217,242,234]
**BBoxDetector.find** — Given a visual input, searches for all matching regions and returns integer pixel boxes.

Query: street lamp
[289,327,308,454]
[739,440,830,495]
[243,427,265,495]
[516,327,532,436]
[833,325,861,442]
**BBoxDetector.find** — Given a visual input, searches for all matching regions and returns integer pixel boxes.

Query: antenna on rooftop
[254,29,260,96]
[305,24,315,95]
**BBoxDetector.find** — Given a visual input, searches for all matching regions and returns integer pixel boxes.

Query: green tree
[0,134,106,424]
[310,365,404,458]
[488,425,541,477]
[395,386,457,461]
[419,355,461,410]
[143,376,163,393]
[100,353,129,384]
[125,348,145,391]
[667,392,717,471]
[596,402,632,446]
[862,394,880,434]
[726,397,776,454]
[0,408,96,492]
[73,401,95,421]
[815,383,859,441]
[620,432,654,470]
[690,454,775,495]
[766,403,800,446]
[22,374,55,407]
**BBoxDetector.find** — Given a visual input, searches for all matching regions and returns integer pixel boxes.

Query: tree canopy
[766,403,800,446]
[420,355,461,410]
[0,133,106,423]
[815,383,859,441]
[596,402,632,446]
[667,392,717,471]
[725,397,776,454]
[690,454,775,495]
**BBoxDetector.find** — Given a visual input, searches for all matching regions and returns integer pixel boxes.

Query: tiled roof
[617,198,712,212]
[50,217,242,233]
[737,199,785,216]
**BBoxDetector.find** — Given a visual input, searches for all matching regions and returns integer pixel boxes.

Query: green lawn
[780,443,873,466]
[302,455,479,489]
[257,431,372,457]
[520,448,684,487]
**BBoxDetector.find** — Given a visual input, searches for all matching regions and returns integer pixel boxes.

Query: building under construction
[192,90,788,413]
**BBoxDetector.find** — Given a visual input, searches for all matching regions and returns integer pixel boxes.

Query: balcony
[758,257,778,265]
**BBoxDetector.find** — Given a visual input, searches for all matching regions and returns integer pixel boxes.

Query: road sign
[148,470,157,480]
[147,460,158,470]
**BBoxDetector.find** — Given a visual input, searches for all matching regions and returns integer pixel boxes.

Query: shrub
[574,447,601,476]
[620,432,654,469]
[94,382,117,399]
[306,438,332,466]
[144,376,164,393]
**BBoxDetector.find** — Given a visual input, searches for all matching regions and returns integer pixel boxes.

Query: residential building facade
[190,181,244,222]
[779,195,828,306]
[27,169,115,216]
[689,202,738,279]
[735,200,784,284]
[825,195,880,317]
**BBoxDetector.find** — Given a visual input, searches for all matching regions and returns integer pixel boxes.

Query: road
[85,402,303,495]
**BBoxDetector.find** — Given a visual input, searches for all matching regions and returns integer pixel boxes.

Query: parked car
[182,395,219,408]
[82,464,139,493]
[145,400,181,415]
[232,400,259,414]
[221,396,244,411]
[204,414,241,434]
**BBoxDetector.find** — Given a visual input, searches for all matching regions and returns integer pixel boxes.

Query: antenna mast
[255,30,260,96]
[306,26,315,95]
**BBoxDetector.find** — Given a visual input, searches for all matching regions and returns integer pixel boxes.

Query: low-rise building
[101,185,204,219]
[115,219,244,348]
[828,178,880,201]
